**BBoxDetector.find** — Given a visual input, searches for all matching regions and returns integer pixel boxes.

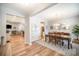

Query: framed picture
[50,26,53,30]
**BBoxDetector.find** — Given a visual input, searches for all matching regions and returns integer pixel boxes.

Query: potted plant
[72,25,79,40]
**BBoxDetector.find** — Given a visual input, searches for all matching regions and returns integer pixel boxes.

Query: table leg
[68,40,70,49]
[55,38,56,45]
[61,39,64,46]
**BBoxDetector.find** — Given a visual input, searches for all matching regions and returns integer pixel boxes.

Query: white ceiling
[4,3,55,16]
[45,3,79,20]
[4,3,56,23]
[31,3,79,22]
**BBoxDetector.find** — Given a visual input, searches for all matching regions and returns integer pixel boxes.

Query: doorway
[6,14,25,44]
[40,22,45,41]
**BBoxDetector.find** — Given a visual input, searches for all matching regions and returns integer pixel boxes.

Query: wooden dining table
[45,34,71,49]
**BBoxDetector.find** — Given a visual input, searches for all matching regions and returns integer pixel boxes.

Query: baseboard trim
[24,42,32,45]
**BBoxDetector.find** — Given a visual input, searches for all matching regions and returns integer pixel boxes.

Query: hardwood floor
[0,35,63,56]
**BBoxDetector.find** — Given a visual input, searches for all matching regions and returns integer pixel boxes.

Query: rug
[36,40,77,56]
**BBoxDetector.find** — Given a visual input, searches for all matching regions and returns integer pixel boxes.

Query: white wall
[30,17,41,42]
[48,16,79,32]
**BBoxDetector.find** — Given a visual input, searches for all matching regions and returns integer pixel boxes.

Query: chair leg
[61,40,64,46]
[71,44,72,49]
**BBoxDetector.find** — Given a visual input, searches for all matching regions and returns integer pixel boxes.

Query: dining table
[45,34,71,49]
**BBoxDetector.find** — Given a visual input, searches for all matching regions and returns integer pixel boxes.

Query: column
[0,5,6,45]
[24,16,32,45]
